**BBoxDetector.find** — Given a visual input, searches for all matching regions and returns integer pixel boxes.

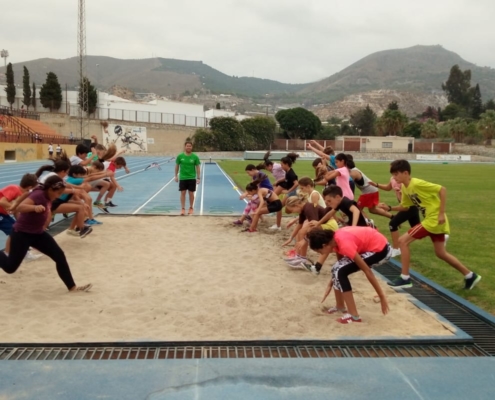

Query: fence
[69,105,208,128]
[0,96,208,129]
[270,139,453,153]
[0,105,40,121]
[0,131,72,145]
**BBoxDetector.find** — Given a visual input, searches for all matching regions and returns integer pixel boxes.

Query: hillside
[0,56,304,98]
[311,90,448,120]
[299,45,495,104]
[1,45,494,110]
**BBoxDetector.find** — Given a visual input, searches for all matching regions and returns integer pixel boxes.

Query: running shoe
[233,220,244,226]
[269,224,281,231]
[326,306,347,315]
[79,226,93,238]
[302,263,320,275]
[391,248,401,258]
[464,273,481,290]
[105,201,117,207]
[388,276,412,288]
[285,255,308,266]
[66,229,79,237]
[86,219,103,225]
[24,251,43,262]
[336,313,362,324]
[93,201,110,214]
[63,213,69,219]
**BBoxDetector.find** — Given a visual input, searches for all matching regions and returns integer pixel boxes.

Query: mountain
[0,56,305,98]
[299,45,495,103]
[1,45,494,106]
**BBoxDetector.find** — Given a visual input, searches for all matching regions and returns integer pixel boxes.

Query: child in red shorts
[379,160,481,290]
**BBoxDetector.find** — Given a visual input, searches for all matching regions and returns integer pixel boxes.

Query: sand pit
[0,216,456,343]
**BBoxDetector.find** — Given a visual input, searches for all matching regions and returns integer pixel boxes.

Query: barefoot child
[381,159,481,290]
[0,175,92,292]
[307,227,391,323]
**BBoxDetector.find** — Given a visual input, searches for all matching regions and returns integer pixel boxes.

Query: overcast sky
[3,0,495,83]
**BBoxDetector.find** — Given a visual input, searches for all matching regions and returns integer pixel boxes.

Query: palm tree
[377,110,408,136]
[420,119,438,139]
[478,110,495,145]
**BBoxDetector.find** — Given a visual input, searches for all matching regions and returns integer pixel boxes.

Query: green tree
[387,101,399,111]
[339,121,356,135]
[78,77,98,115]
[422,106,438,121]
[192,128,218,151]
[471,84,483,120]
[209,117,254,151]
[40,72,63,111]
[484,99,495,111]
[420,119,438,139]
[275,107,321,139]
[441,103,467,121]
[316,125,340,140]
[375,109,408,136]
[442,118,468,142]
[403,121,422,138]
[22,66,31,110]
[4,63,16,109]
[478,110,495,145]
[31,82,36,109]
[241,116,276,150]
[464,121,482,144]
[350,105,376,136]
[441,65,472,108]
[327,116,343,124]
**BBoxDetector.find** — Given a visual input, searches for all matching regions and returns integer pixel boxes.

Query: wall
[0,143,77,163]
[366,137,411,152]
[39,114,197,154]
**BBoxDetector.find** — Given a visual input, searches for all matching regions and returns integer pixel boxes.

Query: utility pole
[1,49,8,67]
[78,0,89,140]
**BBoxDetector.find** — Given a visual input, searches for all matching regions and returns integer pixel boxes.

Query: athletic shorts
[267,199,283,213]
[408,223,446,242]
[357,192,379,209]
[90,179,107,189]
[0,214,15,235]
[179,179,197,192]
[51,196,72,212]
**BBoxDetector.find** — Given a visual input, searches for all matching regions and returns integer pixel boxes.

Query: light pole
[1,49,8,67]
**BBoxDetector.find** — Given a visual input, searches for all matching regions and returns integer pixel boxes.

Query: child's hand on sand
[321,279,333,303]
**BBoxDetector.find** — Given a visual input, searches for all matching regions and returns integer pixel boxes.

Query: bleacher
[0,108,71,144]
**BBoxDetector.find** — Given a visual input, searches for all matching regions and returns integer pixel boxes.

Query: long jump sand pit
[0,216,456,343]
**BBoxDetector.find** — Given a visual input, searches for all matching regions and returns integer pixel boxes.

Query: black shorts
[49,152,53,157]
[179,179,197,192]
[51,195,72,212]
[267,199,283,213]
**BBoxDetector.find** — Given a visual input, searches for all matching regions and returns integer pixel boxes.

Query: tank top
[352,168,378,195]
[310,190,326,207]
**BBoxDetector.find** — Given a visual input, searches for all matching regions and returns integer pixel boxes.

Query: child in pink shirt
[307,227,391,324]
[316,153,354,200]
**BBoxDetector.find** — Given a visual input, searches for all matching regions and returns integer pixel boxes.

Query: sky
[3,0,495,83]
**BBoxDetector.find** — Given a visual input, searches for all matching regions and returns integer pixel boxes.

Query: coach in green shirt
[175,140,201,215]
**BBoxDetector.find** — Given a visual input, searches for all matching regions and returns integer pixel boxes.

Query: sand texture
[0,216,456,343]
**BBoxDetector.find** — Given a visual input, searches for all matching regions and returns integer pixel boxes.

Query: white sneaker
[391,248,401,258]
[444,234,449,247]
[269,224,281,231]
[24,251,43,262]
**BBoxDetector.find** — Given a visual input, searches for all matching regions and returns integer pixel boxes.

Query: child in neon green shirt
[379,159,481,290]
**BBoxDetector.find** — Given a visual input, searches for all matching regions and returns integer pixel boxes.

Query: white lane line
[199,162,205,215]
[132,177,175,214]
[215,162,248,203]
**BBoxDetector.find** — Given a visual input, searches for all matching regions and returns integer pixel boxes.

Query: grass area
[219,160,495,315]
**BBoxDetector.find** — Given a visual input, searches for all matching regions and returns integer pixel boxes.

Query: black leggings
[332,244,390,293]
[0,230,75,290]
[389,207,420,232]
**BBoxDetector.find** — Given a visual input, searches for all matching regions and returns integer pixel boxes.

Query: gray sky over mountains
[3,0,495,83]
